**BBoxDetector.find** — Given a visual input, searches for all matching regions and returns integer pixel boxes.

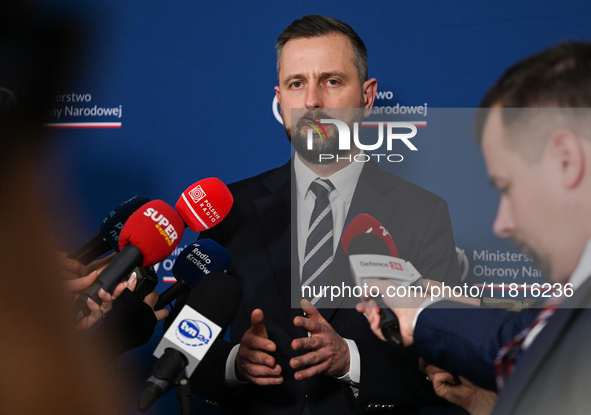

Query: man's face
[481,108,560,281]
[274,34,376,164]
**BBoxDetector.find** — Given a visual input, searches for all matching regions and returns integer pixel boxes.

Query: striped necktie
[494,297,561,391]
[301,178,335,306]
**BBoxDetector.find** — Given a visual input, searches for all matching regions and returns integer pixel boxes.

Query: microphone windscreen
[185,272,241,329]
[347,232,391,256]
[118,200,185,266]
[99,195,150,251]
[176,178,233,232]
[172,239,231,287]
[341,213,398,257]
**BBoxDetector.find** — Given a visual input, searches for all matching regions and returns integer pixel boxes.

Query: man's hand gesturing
[290,299,350,380]
[235,309,283,385]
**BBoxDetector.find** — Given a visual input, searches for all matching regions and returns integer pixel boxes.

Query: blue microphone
[154,239,231,311]
[67,195,150,265]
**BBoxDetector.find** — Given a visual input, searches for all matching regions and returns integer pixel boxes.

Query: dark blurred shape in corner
[0,2,125,414]
[0,1,83,147]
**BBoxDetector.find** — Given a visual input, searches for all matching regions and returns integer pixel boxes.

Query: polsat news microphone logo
[302,117,420,163]
[176,319,213,347]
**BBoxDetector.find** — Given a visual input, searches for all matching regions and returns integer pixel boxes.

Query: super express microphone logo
[176,319,213,347]
[143,207,179,246]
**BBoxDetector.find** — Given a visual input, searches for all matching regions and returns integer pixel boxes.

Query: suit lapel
[253,161,293,312]
[345,160,398,232]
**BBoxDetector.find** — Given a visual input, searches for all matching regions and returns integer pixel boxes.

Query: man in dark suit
[360,42,591,415]
[188,15,461,414]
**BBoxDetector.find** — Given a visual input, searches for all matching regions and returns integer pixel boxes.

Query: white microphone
[138,272,241,412]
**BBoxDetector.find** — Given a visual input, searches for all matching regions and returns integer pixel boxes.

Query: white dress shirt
[225,155,365,387]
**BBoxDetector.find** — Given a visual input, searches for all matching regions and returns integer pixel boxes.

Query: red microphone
[341,214,418,348]
[341,213,398,257]
[175,178,233,232]
[75,200,184,319]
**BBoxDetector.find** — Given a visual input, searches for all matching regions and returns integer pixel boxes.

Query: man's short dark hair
[474,42,591,145]
[275,15,368,85]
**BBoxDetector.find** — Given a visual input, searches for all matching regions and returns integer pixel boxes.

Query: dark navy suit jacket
[188,159,461,414]
[414,275,591,414]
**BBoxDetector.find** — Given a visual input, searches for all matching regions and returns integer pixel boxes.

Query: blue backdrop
[21,1,591,413]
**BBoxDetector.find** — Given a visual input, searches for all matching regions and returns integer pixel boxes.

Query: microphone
[154,238,231,311]
[132,265,159,301]
[74,200,184,319]
[175,178,233,232]
[341,215,421,288]
[340,214,420,348]
[67,195,150,265]
[346,233,404,348]
[138,272,241,412]
[341,213,398,257]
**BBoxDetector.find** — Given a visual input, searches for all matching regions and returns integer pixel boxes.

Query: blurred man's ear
[550,130,585,189]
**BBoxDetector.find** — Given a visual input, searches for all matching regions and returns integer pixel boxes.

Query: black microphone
[347,233,404,348]
[66,195,149,265]
[139,272,241,412]
[154,239,230,311]
[132,265,159,301]
[74,200,184,320]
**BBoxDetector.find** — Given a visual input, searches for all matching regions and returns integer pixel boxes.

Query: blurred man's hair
[474,42,591,159]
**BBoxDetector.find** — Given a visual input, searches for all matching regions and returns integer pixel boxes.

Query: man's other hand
[290,299,350,380]
[235,309,283,385]
[420,359,497,415]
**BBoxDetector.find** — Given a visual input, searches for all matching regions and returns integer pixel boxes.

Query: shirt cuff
[225,344,248,388]
[336,338,360,385]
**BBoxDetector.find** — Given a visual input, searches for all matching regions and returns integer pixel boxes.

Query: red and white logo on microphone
[389,262,403,271]
[176,178,234,233]
[188,185,206,203]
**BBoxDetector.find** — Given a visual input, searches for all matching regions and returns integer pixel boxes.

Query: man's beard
[510,236,551,277]
[284,107,364,165]
[287,125,351,164]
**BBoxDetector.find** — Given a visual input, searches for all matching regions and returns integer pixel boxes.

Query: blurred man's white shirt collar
[567,237,591,290]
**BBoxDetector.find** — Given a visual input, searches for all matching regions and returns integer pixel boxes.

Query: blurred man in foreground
[360,42,591,415]
[0,4,125,413]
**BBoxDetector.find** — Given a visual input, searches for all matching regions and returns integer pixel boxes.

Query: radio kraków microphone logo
[176,319,213,347]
